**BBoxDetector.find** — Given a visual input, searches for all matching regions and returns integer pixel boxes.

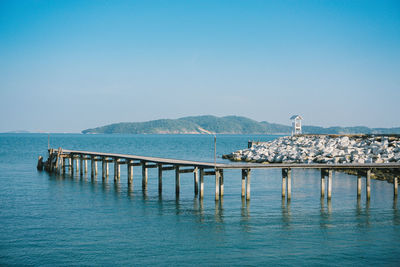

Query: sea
[0,133,399,266]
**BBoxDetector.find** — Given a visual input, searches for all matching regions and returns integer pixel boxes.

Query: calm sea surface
[1,134,399,266]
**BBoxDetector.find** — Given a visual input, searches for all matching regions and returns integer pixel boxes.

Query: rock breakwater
[223,135,400,164]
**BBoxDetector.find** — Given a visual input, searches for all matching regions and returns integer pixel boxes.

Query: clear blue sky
[0,0,399,132]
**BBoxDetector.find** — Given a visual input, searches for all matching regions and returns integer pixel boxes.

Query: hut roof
[290,115,303,120]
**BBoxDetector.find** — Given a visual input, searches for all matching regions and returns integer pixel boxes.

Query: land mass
[81,115,400,135]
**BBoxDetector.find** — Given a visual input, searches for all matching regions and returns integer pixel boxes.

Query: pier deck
[41,148,400,203]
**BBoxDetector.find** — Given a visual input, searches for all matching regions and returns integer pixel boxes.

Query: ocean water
[0,133,399,266]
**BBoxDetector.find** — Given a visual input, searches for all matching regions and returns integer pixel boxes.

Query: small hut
[290,115,303,136]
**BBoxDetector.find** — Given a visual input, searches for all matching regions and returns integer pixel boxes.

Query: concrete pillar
[128,160,133,185]
[91,156,95,178]
[199,168,204,199]
[366,169,371,200]
[102,158,106,179]
[321,169,325,198]
[75,157,79,173]
[70,155,75,174]
[357,175,362,197]
[62,157,66,174]
[142,162,147,189]
[282,169,286,198]
[79,156,83,176]
[241,169,246,197]
[68,158,72,173]
[287,169,292,200]
[219,170,224,197]
[246,169,251,200]
[94,160,98,176]
[327,169,332,200]
[105,161,109,177]
[158,164,162,194]
[394,177,398,197]
[175,166,180,197]
[194,167,199,195]
[215,169,220,201]
[114,159,118,181]
[84,158,88,174]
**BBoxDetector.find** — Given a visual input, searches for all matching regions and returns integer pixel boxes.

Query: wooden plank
[145,164,158,169]
[179,168,195,174]
[204,171,216,176]
[57,149,400,171]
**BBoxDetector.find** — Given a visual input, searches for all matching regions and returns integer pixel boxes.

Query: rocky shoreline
[223,135,400,164]
[223,135,400,182]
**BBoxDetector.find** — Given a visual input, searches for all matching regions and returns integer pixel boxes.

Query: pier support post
[394,177,398,197]
[357,174,362,198]
[84,158,88,174]
[199,168,204,199]
[175,166,180,197]
[114,159,119,181]
[102,158,106,179]
[366,169,371,200]
[158,164,162,194]
[79,156,83,176]
[62,157,66,174]
[194,167,199,195]
[142,162,147,189]
[327,169,332,200]
[128,160,133,185]
[321,169,326,198]
[68,158,72,173]
[282,169,287,198]
[215,169,220,201]
[287,169,292,200]
[219,169,224,197]
[91,156,95,178]
[241,169,246,197]
[71,155,75,174]
[246,169,251,200]
[75,157,79,173]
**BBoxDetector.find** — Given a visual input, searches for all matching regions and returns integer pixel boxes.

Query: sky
[0,0,399,133]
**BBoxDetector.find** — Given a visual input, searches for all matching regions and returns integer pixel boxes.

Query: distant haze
[0,0,399,133]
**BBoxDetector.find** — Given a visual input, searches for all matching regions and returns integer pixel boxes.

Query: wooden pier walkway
[41,148,400,202]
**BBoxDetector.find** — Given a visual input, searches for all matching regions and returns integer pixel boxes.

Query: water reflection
[355,196,371,228]
[393,197,399,225]
[281,198,291,228]
[241,197,250,221]
[215,200,224,223]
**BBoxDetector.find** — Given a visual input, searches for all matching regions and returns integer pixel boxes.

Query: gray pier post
[215,169,220,201]
[246,169,251,201]
[158,164,162,194]
[175,166,180,197]
[394,177,398,197]
[142,161,147,189]
[366,169,371,200]
[194,167,199,195]
[321,169,326,198]
[199,168,204,199]
[327,169,332,200]
[128,160,133,185]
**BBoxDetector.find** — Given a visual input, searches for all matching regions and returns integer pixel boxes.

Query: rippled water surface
[1,134,399,266]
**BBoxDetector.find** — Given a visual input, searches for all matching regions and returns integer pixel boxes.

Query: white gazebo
[290,115,303,136]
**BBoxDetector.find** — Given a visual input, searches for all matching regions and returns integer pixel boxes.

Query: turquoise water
[1,133,399,266]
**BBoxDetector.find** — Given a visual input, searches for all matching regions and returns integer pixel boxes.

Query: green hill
[81,115,400,134]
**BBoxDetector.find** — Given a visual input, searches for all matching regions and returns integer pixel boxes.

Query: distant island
[81,115,400,135]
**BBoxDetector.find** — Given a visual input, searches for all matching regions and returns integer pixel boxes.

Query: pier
[41,148,400,202]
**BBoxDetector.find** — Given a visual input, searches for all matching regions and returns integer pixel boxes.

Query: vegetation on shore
[82,115,400,135]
